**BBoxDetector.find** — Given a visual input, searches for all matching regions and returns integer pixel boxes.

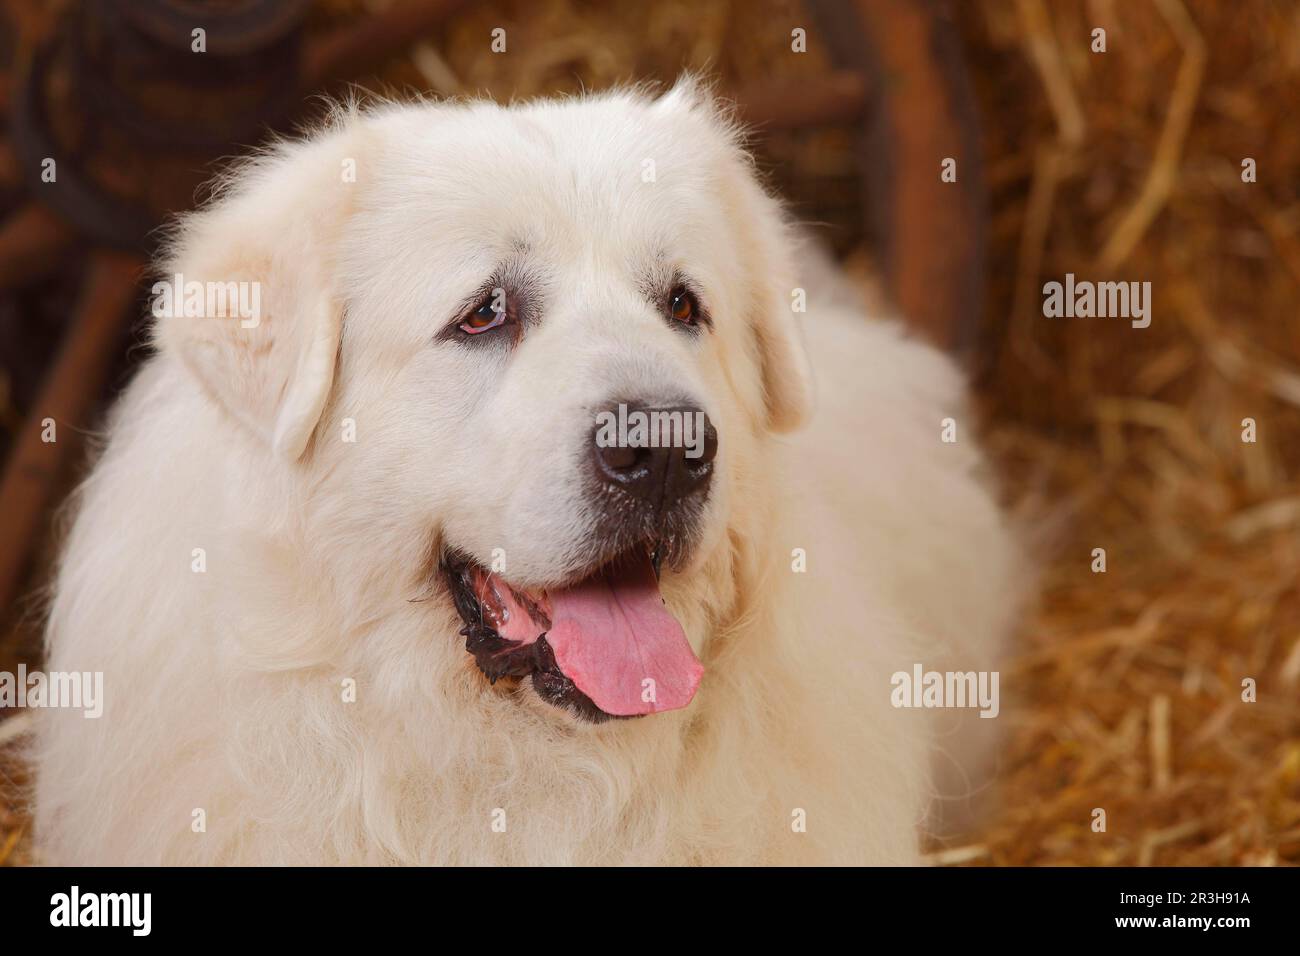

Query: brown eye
[668,287,697,325]
[460,297,507,335]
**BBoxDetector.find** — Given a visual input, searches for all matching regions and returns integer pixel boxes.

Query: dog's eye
[668,287,699,325]
[460,297,507,335]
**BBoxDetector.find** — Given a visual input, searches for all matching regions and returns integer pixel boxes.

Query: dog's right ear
[155,122,367,461]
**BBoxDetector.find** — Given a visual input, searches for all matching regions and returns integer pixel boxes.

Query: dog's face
[160,83,810,723]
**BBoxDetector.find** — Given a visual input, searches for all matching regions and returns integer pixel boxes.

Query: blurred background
[1,0,1298,866]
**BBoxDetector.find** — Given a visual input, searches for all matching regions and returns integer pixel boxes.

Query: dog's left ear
[720,147,815,434]
[155,121,366,460]
[657,77,814,433]
[739,196,815,434]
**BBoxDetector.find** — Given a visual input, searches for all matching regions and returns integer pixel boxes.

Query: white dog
[33,81,1021,865]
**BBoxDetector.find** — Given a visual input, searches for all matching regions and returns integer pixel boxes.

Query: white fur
[33,83,1021,865]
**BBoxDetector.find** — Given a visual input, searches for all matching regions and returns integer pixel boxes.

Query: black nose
[592,402,718,511]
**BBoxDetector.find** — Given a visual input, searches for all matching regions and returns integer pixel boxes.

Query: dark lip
[585,494,705,580]
[440,549,642,724]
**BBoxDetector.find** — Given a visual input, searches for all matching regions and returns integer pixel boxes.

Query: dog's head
[157,81,811,722]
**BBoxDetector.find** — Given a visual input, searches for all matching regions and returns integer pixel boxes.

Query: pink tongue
[545,556,704,716]
[471,556,703,716]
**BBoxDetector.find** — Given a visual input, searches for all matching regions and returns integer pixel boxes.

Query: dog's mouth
[442,543,704,723]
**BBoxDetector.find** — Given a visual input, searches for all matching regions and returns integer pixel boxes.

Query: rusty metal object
[807,0,986,352]
[9,0,312,251]
[74,0,309,149]
[0,251,143,614]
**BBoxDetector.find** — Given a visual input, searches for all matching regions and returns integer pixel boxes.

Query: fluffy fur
[33,82,1021,865]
